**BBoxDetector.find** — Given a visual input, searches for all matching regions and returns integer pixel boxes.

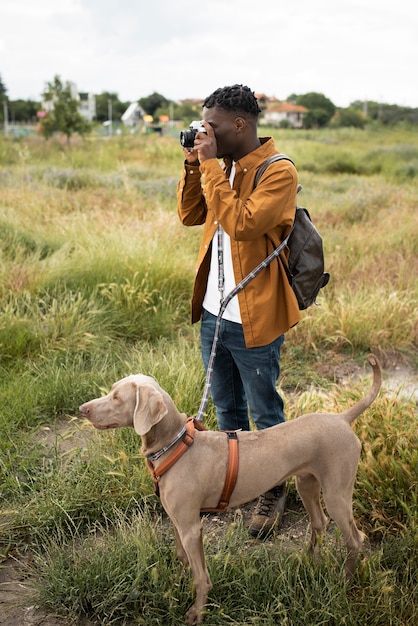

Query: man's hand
[182,146,199,165]
[193,121,217,163]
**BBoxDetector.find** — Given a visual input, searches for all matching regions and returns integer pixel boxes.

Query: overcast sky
[1,0,417,108]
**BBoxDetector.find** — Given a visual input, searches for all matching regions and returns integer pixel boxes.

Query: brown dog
[80,355,381,625]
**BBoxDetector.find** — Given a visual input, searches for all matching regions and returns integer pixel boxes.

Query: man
[176,84,301,538]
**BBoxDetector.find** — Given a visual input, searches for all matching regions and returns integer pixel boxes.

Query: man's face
[202,105,240,159]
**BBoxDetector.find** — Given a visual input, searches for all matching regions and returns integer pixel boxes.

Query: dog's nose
[79,403,90,416]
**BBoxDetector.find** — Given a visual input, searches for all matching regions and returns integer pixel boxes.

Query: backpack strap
[254,153,302,194]
[253,153,298,286]
[254,153,294,187]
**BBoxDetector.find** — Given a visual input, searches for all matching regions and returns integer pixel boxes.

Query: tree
[296,92,336,128]
[331,107,366,129]
[138,92,170,118]
[0,74,7,123]
[95,91,129,123]
[350,100,418,125]
[0,74,7,98]
[41,75,91,145]
[8,99,39,123]
[170,100,201,123]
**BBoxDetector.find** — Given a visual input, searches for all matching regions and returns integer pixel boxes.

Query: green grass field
[0,126,417,624]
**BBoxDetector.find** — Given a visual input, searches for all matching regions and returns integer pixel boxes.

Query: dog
[79,354,381,625]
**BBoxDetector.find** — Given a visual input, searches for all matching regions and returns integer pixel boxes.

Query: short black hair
[203,84,261,118]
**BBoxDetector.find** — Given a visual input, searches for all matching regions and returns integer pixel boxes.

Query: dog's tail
[341,354,382,424]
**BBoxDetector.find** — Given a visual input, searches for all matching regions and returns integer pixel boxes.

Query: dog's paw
[185,604,203,625]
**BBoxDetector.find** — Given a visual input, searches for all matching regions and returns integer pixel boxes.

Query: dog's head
[79,374,169,435]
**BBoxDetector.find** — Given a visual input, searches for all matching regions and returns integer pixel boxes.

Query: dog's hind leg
[321,439,365,578]
[296,473,329,551]
[322,486,365,579]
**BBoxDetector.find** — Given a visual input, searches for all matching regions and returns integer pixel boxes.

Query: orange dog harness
[146,417,239,513]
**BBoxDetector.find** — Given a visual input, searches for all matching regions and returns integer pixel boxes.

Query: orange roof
[267,102,308,113]
[255,93,275,102]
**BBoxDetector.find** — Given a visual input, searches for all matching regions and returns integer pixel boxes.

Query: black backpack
[254,154,330,310]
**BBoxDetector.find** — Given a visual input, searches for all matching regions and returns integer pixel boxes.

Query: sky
[1,0,417,109]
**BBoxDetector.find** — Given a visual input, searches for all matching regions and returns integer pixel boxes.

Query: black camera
[179,120,206,148]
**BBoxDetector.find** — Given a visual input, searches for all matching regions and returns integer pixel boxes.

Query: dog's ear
[133,384,168,435]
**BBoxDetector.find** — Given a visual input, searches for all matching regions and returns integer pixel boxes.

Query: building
[121,102,147,126]
[41,81,96,121]
[254,93,277,112]
[78,92,96,122]
[261,102,308,128]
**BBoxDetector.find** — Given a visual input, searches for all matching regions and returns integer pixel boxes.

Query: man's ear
[133,384,168,435]
[234,116,246,132]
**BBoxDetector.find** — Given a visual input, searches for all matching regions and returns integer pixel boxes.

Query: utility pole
[3,100,8,136]
[108,98,113,136]
[363,99,368,117]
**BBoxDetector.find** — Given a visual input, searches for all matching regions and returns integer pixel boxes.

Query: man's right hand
[193,121,217,163]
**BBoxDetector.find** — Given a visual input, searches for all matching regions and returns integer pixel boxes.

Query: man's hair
[203,84,261,118]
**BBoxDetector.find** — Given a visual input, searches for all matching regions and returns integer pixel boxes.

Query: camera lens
[180,129,195,148]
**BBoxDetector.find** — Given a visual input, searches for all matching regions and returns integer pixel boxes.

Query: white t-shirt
[202,163,242,323]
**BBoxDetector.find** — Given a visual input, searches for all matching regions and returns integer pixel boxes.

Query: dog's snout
[79,403,90,416]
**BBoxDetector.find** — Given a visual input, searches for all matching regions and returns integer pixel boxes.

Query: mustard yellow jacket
[177,137,301,348]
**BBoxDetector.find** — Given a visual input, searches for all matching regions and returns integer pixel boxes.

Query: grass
[0,125,417,624]
[28,511,417,625]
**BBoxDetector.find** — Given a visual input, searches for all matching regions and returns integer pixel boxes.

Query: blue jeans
[200,309,285,431]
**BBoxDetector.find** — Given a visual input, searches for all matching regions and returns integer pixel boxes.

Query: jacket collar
[223,137,277,176]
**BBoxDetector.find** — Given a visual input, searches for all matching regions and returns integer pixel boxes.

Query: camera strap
[216,161,236,305]
[217,225,225,303]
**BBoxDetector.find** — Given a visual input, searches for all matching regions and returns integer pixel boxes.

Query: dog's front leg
[173,524,189,570]
[162,490,212,625]
[182,524,212,625]
[171,520,212,625]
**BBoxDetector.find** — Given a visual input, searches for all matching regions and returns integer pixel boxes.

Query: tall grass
[0,126,417,624]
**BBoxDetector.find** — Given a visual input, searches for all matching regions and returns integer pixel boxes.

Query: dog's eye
[112,391,119,401]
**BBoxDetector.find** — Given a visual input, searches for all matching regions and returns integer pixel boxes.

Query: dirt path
[0,558,70,626]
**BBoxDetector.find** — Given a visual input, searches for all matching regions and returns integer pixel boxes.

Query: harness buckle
[183,431,194,447]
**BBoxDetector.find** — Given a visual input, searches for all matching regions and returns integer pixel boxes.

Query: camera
[180,120,206,148]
